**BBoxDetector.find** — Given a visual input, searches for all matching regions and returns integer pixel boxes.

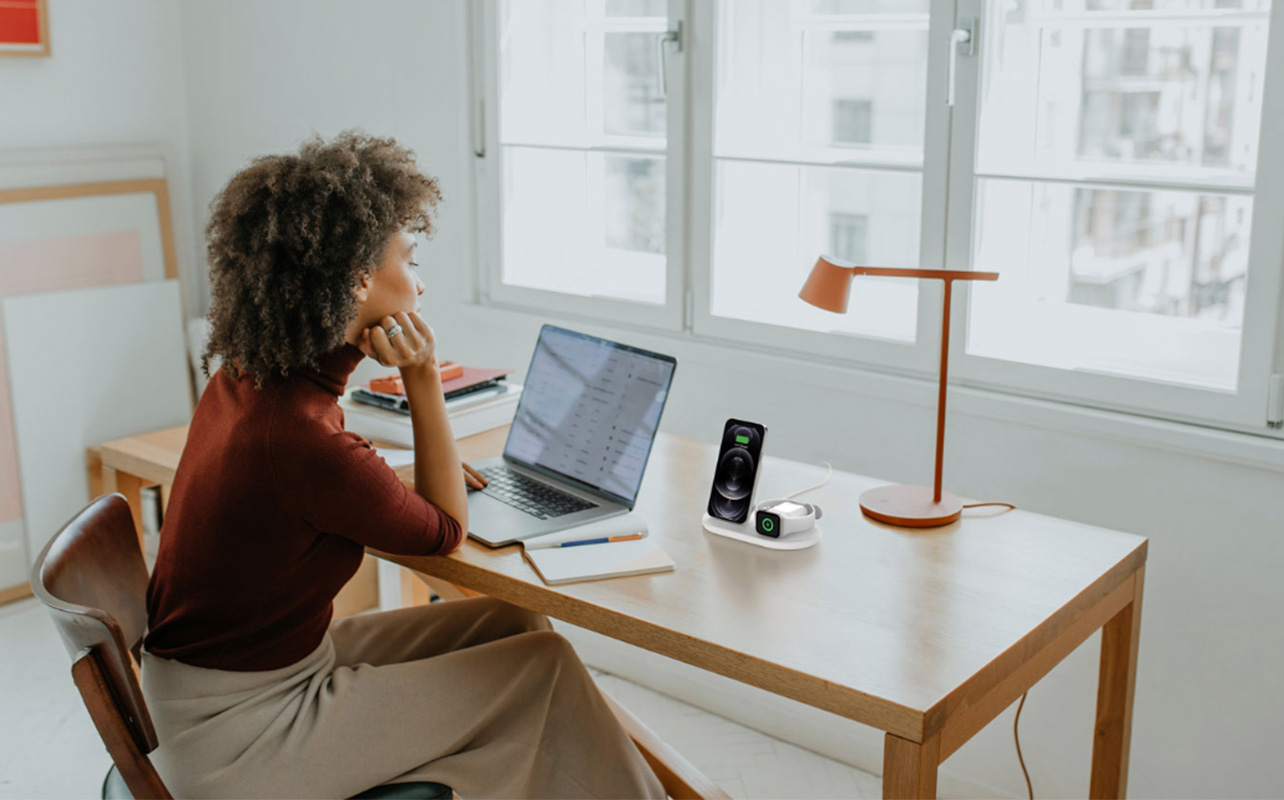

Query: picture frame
[0,177,180,597]
[0,0,50,58]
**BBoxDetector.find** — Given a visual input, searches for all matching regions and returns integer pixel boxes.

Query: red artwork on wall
[0,0,50,57]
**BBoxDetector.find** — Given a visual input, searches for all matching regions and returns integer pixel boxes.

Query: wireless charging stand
[703,456,823,550]
[701,512,823,551]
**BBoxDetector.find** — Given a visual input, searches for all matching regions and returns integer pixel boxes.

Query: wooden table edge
[95,441,181,487]
[378,549,930,742]
[925,540,1148,754]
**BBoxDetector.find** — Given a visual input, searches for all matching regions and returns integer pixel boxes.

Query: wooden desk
[94,424,1147,799]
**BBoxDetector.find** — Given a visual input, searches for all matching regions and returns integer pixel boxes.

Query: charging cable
[780,461,832,500]
[749,462,833,539]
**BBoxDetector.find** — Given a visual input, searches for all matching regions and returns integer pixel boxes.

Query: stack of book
[340,363,522,447]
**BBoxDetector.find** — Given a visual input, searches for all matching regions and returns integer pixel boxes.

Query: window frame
[472,0,688,332]
[944,0,1284,429]
[471,0,1284,434]
[684,0,957,376]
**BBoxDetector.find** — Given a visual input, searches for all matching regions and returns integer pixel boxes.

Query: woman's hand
[358,311,436,372]
[463,462,488,491]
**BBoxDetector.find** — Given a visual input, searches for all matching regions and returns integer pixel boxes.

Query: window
[702,0,930,348]
[479,0,682,327]
[475,0,1284,431]
[957,0,1277,423]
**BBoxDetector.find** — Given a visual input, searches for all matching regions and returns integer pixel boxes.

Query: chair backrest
[31,493,171,799]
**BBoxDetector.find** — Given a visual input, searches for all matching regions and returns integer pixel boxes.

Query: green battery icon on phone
[735,434,749,445]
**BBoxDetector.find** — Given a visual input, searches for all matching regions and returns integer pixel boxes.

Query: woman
[142,132,665,799]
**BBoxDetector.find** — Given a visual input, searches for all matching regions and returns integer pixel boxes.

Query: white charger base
[701,512,822,551]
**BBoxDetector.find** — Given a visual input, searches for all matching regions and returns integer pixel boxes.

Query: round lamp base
[859,484,963,528]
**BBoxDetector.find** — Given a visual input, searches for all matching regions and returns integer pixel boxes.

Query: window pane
[967,178,1249,389]
[711,0,929,341]
[605,156,666,255]
[977,1,1272,176]
[712,161,921,342]
[498,1,668,305]
[1078,1,1263,11]
[503,147,666,305]
[499,0,587,146]
[717,7,930,160]
[810,0,929,13]
[802,30,927,153]
[606,0,667,17]
[969,0,1270,390]
[604,33,666,137]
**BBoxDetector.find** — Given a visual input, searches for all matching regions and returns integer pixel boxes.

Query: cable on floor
[965,495,1032,796]
[1014,691,1034,800]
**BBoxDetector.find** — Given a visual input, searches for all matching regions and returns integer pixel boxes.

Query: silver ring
[385,323,403,339]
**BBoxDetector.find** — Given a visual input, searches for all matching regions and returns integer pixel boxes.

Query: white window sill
[457,299,1284,475]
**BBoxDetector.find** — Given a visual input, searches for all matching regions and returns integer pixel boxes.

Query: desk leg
[101,466,145,552]
[883,732,939,800]
[1090,567,1145,799]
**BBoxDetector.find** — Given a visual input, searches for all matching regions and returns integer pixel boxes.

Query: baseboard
[0,582,33,606]
[553,620,1016,800]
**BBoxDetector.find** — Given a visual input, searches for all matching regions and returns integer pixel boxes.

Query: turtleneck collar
[303,344,367,396]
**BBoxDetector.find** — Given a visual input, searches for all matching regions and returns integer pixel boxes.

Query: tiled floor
[0,597,882,799]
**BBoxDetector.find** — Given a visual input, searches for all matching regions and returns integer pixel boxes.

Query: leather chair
[30,493,452,800]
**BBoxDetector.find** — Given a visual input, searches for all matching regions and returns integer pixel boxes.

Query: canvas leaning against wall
[0,179,186,596]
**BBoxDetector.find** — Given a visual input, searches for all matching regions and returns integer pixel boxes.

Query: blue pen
[527,533,644,550]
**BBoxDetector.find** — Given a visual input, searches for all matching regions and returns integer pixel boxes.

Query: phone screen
[707,419,767,524]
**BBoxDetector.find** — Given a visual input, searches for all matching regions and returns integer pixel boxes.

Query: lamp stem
[934,278,953,505]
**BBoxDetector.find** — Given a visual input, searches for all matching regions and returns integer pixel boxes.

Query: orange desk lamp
[798,257,999,527]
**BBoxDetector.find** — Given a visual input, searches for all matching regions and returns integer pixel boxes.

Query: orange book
[369,362,465,395]
[438,361,464,381]
[369,375,404,394]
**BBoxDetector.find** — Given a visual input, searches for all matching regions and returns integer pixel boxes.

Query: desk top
[99,424,1147,744]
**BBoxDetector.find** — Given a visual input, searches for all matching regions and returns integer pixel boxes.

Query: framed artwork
[0,0,50,57]
[0,178,181,595]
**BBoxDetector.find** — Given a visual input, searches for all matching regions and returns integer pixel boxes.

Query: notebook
[520,514,675,585]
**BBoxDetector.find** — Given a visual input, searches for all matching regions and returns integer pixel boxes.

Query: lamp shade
[798,256,854,314]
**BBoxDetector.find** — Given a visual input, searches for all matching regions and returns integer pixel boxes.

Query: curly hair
[202,131,442,385]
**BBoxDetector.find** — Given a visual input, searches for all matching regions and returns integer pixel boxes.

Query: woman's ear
[354,271,372,303]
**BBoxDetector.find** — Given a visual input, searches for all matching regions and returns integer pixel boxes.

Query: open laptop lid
[501,325,677,509]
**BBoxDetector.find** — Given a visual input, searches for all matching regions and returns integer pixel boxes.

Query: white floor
[0,596,883,799]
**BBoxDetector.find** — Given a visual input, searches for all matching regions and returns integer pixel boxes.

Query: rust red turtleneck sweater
[145,344,463,671]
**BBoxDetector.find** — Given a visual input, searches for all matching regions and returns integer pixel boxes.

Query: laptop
[466,325,677,547]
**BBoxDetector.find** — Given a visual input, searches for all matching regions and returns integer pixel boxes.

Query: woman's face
[356,230,425,329]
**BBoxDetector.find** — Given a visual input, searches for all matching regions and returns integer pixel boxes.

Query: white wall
[0,0,188,150]
[174,2,1284,798]
[0,0,201,313]
[0,0,200,586]
[176,0,476,332]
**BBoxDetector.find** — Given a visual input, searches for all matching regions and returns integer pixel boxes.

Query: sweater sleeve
[270,421,465,556]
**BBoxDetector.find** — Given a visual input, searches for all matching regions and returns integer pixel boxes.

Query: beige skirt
[141,597,664,799]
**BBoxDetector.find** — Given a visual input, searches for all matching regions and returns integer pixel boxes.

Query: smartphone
[706,418,767,524]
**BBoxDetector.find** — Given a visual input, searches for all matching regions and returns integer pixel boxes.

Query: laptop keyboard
[476,465,596,519]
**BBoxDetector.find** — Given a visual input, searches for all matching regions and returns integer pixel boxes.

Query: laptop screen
[502,325,677,507]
